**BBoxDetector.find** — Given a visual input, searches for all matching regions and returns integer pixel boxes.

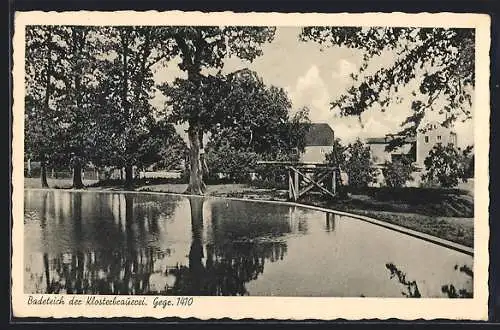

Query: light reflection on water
[23,190,473,297]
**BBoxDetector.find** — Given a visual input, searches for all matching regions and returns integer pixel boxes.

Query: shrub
[205,143,261,183]
[382,156,416,188]
[253,152,299,188]
[343,139,377,188]
[423,144,473,188]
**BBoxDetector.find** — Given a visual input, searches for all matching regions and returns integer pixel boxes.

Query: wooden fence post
[294,169,299,201]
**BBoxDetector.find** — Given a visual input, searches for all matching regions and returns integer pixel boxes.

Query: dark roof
[366,135,416,144]
[366,137,388,144]
[304,123,335,146]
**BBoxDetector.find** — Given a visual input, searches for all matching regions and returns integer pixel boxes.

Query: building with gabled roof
[366,121,458,187]
[366,121,457,168]
[366,135,417,166]
[300,123,335,163]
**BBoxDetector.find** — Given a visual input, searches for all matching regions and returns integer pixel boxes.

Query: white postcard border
[11,11,491,320]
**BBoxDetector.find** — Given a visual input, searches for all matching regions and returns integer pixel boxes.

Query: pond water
[24,189,473,297]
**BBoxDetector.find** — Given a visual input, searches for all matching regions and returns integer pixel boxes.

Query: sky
[151,27,474,148]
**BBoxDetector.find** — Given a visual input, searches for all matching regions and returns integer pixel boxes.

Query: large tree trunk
[40,29,53,190]
[186,125,206,195]
[40,156,49,188]
[72,28,86,191]
[124,164,134,189]
[120,30,133,192]
[27,158,32,177]
[72,160,84,189]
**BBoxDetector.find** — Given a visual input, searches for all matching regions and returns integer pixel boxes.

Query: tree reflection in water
[441,264,474,298]
[37,192,172,295]
[168,197,289,296]
[34,192,290,295]
[385,262,421,298]
[385,262,474,298]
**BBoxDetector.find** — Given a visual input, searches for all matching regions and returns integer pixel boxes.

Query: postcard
[11,10,490,320]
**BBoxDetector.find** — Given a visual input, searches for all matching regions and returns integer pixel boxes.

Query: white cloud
[332,59,357,78]
[287,63,398,143]
[360,117,397,140]
[288,65,332,123]
[295,65,322,93]
[329,120,361,144]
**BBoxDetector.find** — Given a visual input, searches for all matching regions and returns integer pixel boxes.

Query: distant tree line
[325,139,473,189]
[25,26,309,192]
[26,25,474,192]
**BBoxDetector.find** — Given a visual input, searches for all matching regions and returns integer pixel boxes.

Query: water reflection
[385,263,421,298]
[24,191,291,295]
[384,262,474,299]
[441,264,474,298]
[168,197,289,295]
[24,190,473,297]
[325,213,336,232]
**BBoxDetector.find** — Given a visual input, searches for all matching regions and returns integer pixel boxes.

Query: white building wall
[416,122,457,166]
[368,143,413,165]
[368,144,392,165]
[300,146,333,163]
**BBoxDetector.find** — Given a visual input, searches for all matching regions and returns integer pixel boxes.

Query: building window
[424,136,429,143]
[437,135,442,141]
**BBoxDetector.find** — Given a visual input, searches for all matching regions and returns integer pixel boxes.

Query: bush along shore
[24,177,474,248]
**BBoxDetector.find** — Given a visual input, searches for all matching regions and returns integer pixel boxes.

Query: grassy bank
[299,195,473,248]
[24,177,98,189]
[219,186,474,248]
[23,177,474,248]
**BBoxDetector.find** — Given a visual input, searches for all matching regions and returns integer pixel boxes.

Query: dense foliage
[158,27,276,194]
[25,26,74,187]
[300,27,474,151]
[423,144,473,187]
[25,26,186,188]
[326,139,376,188]
[343,139,377,188]
[200,70,310,182]
[382,156,416,188]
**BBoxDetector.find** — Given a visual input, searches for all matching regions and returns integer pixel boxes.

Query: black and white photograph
[11,11,490,320]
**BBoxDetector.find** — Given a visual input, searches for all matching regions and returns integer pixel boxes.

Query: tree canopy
[198,69,310,181]
[300,27,474,150]
[423,144,473,187]
[25,25,185,188]
[206,69,309,156]
[158,27,276,194]
[25,26,76,186]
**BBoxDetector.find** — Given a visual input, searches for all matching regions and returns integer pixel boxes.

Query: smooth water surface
[24,190,473,297]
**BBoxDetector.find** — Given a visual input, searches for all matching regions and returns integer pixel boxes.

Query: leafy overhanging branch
[300,27,474,151]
